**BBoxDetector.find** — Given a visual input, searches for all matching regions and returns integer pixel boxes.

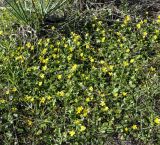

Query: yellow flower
[124,127,128,132]
[86,43,90,49]
[6,89,10,95]
[89,86,93,92]
[42,48,47,55]
[122,92,127,96]
[0,99,6,103]
[154,117,160,124]
[80,125,86,132]
[113,93,118,97]
[0,30,3,35]
[12,87,17,92]
[158,15,160,19]
[38,81,43,86]
[69,130,75,137]
[57,91,65,97]
[71,64,78,71]
[26,42,31,48]
[102,67,107,73]
[101,37,105,43]
[100,101,105,106]
[130,59,135,63]
[123,61,129,67]
[76,106,83,114]
[126,49,130,53]
[102,106,109,112]
[40,97,45,104]
[132,124,138,130]
[83,109,89,117]
[109,65,114,71]
[47,95,52,100]
[42,65,47,71]
[27,119,33,126]
[74,120,81,125]
[136,23,141,29]
[40,73,45,79]
[143,31,147,38]
[57,74,62,80]
[86,97,90,102]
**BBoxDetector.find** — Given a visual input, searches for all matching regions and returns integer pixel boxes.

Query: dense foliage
[0,2,160,145]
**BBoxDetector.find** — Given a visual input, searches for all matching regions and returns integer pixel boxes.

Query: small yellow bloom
[69,130,75,137]
[71,64,78,71]
[80,125,86,132]
[42,65,47,71]
[76,106,83,114]
[126,49,130,53]
[0,99,6,103]
[109,65,114,71]
[154,117,160,124]
[113,93,118,97]
[27,120,33,126]
[124,127,128,132]
[40,97,45,104]
[101,37,105,43]
[6,89,10,95]
[38,81,43,86]
[86,97,90,102]
[74,120,81,125]
[57,91,65,97]
[47,95,52,100]
[86,43,90,49]
[41,48,47,55]
[40,73,45,79]
[130,59,135,63]
[132,124,138,130]
[89,86,93,92]
[100,101,105,106]
[0,30,3,35]
[122,92,127,96]
[157,15,160,19]
[136,23,141,29]
[143,31,147,38]
[12,87,17,92]
[102,106,109,111]
[123,61,129,67]
[57,74,62,80]
[26,42,31,48]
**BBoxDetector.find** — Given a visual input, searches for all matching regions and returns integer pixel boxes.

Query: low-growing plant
[0,13,160,145]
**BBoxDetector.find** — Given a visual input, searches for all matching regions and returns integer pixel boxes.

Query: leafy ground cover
[0,1,160,145]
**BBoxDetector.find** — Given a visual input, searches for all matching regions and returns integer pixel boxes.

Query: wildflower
[101,37,106,43]
[158,15,160,19]
[0,30,3,35]
[143,31,147,38]
[124,127,128,132]
[57,91,65,97]
[136,23,141,29]
[40,97,45,104]
[123,61,129,67]
[74,120,81,125]
[80,125,86,132]
[132,124,138,130]
[100,60,105,64]
[124,15,131,24]
[71,64,78,71]
[6,89,10,95]
[12,87,17,92]
[100,101,105,106]
[85,43,90,49]
[154,117,160,124]
[153,35,158,40]
[42,48,47,55]
[42,65,47,71]
[0,99,5,103]
[130,59,135,63]
[89,86,93,92]
[122,92,127,96]
[69,46,73,52]
[47,95,52,100]
[109,65,114,71]
[113,92,118,97]
[102,106,109,111]
[57,74,62,80]
[27,120,33,126]
[38,81,43,86]
[76,106,83,114]
[126,49,130,53]
[83,109,89,117]
[26,42,31,48]
[86,97,90,102]
[102,67,107,73]
[69,130,75,137]
[39,73,45,79]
